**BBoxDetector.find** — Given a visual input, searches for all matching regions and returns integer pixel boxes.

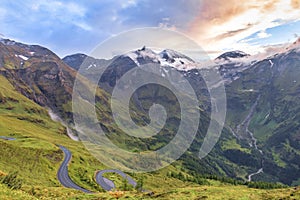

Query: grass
[248,110,279,142]
[2,181,300,200]
[271,148,286,168]
[221,139,251,154]
[146,185,300,200]
[0,72,299,199]
[0,74,105,190]
[0,184,36,200]
[0,74,203,198]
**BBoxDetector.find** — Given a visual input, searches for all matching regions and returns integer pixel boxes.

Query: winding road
[95,169,137,191]
[57,145,137,192]
[2,136,137,192]
[0,136,16,141]
[57,145,92,193]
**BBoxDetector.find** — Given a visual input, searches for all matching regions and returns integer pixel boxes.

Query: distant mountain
[2,38,300,199]
[215,50,250,61]
[63,48,254,88]
[1,40,235,181]
[1,37,300,187]
[63,47,197,72]
[64,39,300,185]
[125,47,196,70]
[63,53,108,71]
[63,47,211,109]
[62,53,88,70]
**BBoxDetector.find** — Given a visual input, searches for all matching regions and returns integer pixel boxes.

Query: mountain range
[63,42,300,185]
[0,37,300,199]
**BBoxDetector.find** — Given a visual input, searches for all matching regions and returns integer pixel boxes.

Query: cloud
[257,30,272,39]
[118,0,201,29]
[187,0,300,55]
[0,0,133,55]
[0,0,212,57]
[291,0,300,9]
[0,0,299,58]
[32,1,92,31]
[120,0,137,9]
[212,25,253,41]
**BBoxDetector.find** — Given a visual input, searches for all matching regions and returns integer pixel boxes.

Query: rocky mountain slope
[64,40,300,185]
[0,36,299,194]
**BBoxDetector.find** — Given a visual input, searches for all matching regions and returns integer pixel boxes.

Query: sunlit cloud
[188,0,300,57]
[0,0,299,58]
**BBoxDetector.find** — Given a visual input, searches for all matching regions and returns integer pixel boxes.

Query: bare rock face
[0,39,85,122]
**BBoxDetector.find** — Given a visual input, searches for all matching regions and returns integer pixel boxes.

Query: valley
[235,94,264,181]
[0,37,299,199]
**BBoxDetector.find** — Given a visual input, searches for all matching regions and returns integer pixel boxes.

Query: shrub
[0,171,23,190]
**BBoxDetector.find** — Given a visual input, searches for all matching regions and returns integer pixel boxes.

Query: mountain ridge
[63,39,300,185]
[0,38,300,200]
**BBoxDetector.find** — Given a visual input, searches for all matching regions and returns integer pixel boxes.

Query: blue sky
[239,20,300,48]
[1,0,300,58]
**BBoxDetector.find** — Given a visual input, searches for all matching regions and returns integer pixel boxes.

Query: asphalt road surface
[95,169,137,191]
[57,145,137,192]
[57,145,92,193]
[0,136,16,140]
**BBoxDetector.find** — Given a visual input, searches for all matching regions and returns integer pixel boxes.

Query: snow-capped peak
[136,47,160,61]
[0,38,16,46]
[215,50,250,61]
[214,51,253,66]
[159,49,194,63]
[124,46,197,71]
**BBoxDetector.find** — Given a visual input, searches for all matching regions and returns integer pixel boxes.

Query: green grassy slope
[1,73,299,200]
[1,39,299,199]
[0,74,211,199]
[225,50,300,184]
[0,74,104,192]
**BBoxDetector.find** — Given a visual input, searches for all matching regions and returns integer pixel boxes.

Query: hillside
[225,47,300,185]
[63,43,300,185]
[64,42,300,185]
[0,38,299,199]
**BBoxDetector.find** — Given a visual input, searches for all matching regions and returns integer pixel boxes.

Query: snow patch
[241,89,255,92]
[126,52,140,66]
[125,48,200,71]
[269,60,274,68]
[86,63,97,70]
[264,113,270,120]
[215,55,256,66]
[0,39,16,45]
[18,55,29,60]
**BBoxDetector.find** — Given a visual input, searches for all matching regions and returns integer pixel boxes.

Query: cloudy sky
[1,0,300,58]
